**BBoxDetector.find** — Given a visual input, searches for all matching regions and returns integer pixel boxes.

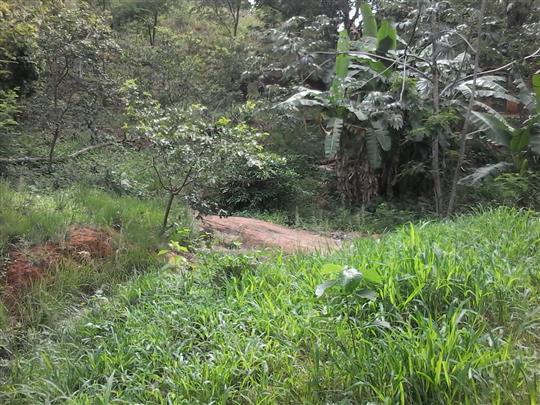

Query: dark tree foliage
[254,0,350,20]
[0,2,40,94]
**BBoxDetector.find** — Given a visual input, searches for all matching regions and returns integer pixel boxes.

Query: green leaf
[457,162,514,187]
[320,263,344,275]
[280,88,326,109]
[357,288,378,300]
[325,118,343,158]
[470,111,513,147]
[376,130,391,152]
[315,279,339,297]
[362,268,383,284]
[339,267,363,294]
[157,249,169,256]
[510,128,531,153]
[360,2,378,38]
[335,30,350,79]
[366,128,382,168]
[459,75,518,103]
[376,20,397,54]
[341,100,367,121]
[331,30,350,102]
[529,121,540,154]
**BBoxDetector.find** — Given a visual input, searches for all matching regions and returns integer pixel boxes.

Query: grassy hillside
[1,208,539,404]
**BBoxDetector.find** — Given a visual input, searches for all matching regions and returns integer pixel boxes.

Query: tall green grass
[238,201,429,234]
[1,208,538,404]
[0,181,194,252]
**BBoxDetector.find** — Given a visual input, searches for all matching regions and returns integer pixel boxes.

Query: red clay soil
[3,227,113,295]
[64,226,113,258]
[201,216,340,253]
[5,243,62,294]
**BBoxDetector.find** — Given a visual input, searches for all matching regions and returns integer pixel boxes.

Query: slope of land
[2,208,539,404]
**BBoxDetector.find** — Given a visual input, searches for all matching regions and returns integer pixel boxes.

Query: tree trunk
[149,10,158,46]
[48,126,60,173]
[336,127,378,205]
[430,11,443,216]
[162,191,176,232]
[447,0,487,216]
[233,0,241,37]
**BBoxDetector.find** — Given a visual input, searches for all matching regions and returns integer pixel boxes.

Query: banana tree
[464,73,540,185]
[281,2,403,204]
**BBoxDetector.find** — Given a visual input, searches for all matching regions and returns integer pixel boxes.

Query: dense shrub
[216,153,300,212]
[461,171,540,211]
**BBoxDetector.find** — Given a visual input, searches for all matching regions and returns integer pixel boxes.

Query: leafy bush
[216,153,300,212]
[462,171,540,210]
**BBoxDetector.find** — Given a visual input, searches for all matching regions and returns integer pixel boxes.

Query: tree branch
[0,142,116,164]
[152,156,169,192]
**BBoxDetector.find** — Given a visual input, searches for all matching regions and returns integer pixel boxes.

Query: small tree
[32,4,118,172]
[122,81,269,230]
[112,0,171,45]
[196,0,245,37]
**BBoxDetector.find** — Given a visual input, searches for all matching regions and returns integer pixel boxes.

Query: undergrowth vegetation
[0,180,193,337]
[1,208,538,403]
[0,181,193,250]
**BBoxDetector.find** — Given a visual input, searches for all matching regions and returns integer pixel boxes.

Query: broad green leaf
[331,30,350,102]
[320,263,344,275]
[373,319,391,329]
[368,59,390,77]
[339,267,363,294]
[335,30,350,80]
[360,2,378,38]
[457,162,514,187]
[366,128,382,168]
[529,121,540,154]
[315,279,338,297]
[510,128,531,152]
[352,108,368,121]
[325,118,343,158]
[458,76,517,102]
[341,100,368,121]
[470,111,513,147]
[352,36,378,52]
[376,130,391,152]
[376,20,397,54]
[362,268,383,284]
[279,88,326,109]
[357,288,378,300]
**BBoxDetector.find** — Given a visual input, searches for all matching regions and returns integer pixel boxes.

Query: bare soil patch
[3,227,113,296]
[201,216,341,253]
[64,226,113,259]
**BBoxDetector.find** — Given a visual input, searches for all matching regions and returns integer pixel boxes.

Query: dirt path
[201,216,341,253]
